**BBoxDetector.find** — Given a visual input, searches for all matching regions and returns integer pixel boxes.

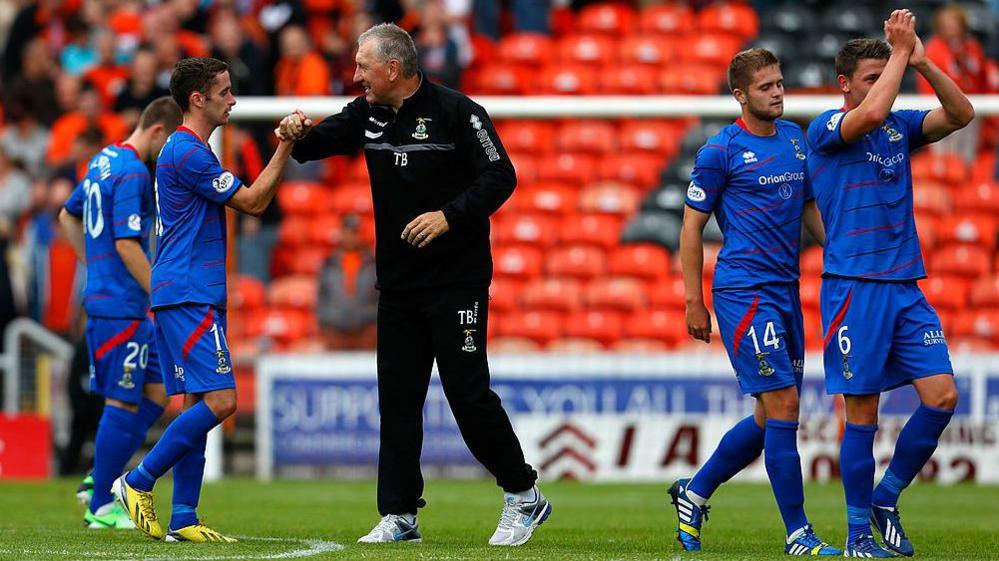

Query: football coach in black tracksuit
[279,23,551,547]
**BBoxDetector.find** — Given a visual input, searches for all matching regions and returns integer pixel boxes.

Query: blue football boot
[668,478,709,552]
[844,534,897,558]
[784,524,842,556]
[871,505,914,557]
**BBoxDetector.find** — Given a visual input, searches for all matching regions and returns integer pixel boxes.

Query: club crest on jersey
[742,151,758,164]
[687,181,706,202]
[128,213,141,231]
[827,112,844,131]
[778,183,793,200]
[216,350,231,375]
[462,329,477,353]
[756,353,775,377]
[118,366,136,389]
[790,138,806,160]
[842,355,853,380]
[212,171,235,193]
[413,117,432,140]
[882,123,903,142]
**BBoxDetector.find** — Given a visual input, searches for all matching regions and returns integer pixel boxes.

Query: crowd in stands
[1,0,999,360]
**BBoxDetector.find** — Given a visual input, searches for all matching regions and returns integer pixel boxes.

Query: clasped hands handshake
[275,110,313,142]
[884,8,928,68]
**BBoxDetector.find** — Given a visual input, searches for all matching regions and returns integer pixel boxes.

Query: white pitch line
[0,536,343,561]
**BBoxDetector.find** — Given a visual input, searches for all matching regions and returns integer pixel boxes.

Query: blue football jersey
[151,126,243,310]
[806,108,929,280]
[686,118,812,290]
[63,143,153,319]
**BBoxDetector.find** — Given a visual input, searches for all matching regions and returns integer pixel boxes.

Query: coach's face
[205,70,236,126]
[840,58,887,107]
[354,40,394,105]
[739,64,784,121]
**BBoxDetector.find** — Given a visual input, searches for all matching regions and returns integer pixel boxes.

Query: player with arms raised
[806,9,973,557]
[114,57,307,543]
[669,48,837,556]
[59,97,182,530]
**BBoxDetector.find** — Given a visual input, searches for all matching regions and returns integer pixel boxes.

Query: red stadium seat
[585,277,647,312]
[577,3,637,35]
[278,216,311,246]
[548,337,606,353]
[512,182,579,215]
[613,338,671,352]
[911,152,968,185]
[493,245,544,279]
[948,337,997,352]
[799,275,821,311]
[623,308,686,345]
[970,275,999,308]
[308,213,341,246]
[268,275,318,309]
[489,336,542,353]
[232,275,266,311]
[497,33,554,66]
[546,245,608,279]
[619,120,681,155]
[954,310,999,341]
[619,35,680,66]
[599,64,659,95]
[914,212,940,252]
[255,308,314,343]
[522,277,584,312]
[578,182,641,216]
[683,33,744,66]
[536,64,600,95]
[660,64,724,94]
[559,214,623,249]
[912,182,953,216]
[938,214,997,251]
[489,277,524,313]
[278,181,332,215]
[971,152,997,182]
[801,246,824,275]
[563,310,624,346]
[930,243,991,278]
[496,120,556,154]
[286,246,329,276]
[954,181,999,214]
[557,34,618,65]
[507,152,539,185]
[597,154,663,188]
[535,153,599,186]
[919,275,970,311]
[330,183,372,214]
[638,4,696,35]
[492,214,558,247]
[495,310,564,345]
[697,2,759,40]
[346,156,369,182]
[472,63,530,95]
[648,277,688,309]
[608,243,671,280]
[468,33,496,66]
[556,120,618,153]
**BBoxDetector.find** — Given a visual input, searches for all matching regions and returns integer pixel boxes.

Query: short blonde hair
[727,48,779,92]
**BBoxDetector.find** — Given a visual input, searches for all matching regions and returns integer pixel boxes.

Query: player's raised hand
[401,211,449,248]
[884,9,916,54]
[907,24,928,68]
[275,110,314,142]
[686,301,712,343]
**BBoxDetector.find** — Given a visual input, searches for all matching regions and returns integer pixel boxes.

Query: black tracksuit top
[291,77,516,292]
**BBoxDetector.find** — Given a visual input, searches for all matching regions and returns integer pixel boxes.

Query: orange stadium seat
[286,246,329,276]
[556,120,618,153]
[623,308,686,345]
[489,336,543,353]
[468,33,496,66]
[522,277,584,312]
[639,4,696,34]
[599,64,660,95]
[512,182,579,215]
[536,64,600,95]
[473,63,530,95]
[619,35,679,66]
[563,310,624,346]
[255,308,314,343]
[612,338,671,353]
[801,246,824,275]
[619,120,681,155]
[278,181,332,215]
[598,153,663,188]
[535,154,599,186]
[970,275,999,308]
[546,245,608,279]
[912,182,953,216]
[548,337,605,353]
[911,152,968,185]
[232,275,266,311]
[493,245,544,279]
[492,214,558,247]
[938,214,997,251]
[495,310,565,345]
[578,182,641,216]
[497,33,554,66]
[954,181,999,214]
[931,243,992,278]
[330,184,373,214]
[585,277,647,312]
[559,214,623,249]
[697,2,760,40]
[307,213,341,246]
[507,153,539,185]
[971,152,996,182]
[489,277,523,313]
[647,277,688,309]
[268,275,318,309]
[278,216,311,246]
[660,64,724,94]
[920,275,970,311]
[800,275,821,310]
[684,33,744,66]
[954,310,999,341]
[948,337,996,352]
[608,243,670,280]
[496,120,556,154]
[557,34,618,65]
[577,2,637,35]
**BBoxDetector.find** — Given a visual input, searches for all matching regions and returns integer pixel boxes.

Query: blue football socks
[90,405,138,513]
[841,422,878,542]
[688,415,765,501]
[131,397,165,452]
[764,419,808,535]
[170,432,207,530]
[873,404,954,508]
[126,401,219,492]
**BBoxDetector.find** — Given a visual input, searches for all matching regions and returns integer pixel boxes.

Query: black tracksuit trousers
[375,286,537,515]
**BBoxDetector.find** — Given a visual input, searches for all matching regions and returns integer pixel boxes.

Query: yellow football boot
[113,474,163,540]
[165,523,238,543]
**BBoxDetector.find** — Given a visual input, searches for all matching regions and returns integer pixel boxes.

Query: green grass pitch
[1,479,997,560]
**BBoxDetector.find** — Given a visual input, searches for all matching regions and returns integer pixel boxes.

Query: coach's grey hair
[358,23,419,78]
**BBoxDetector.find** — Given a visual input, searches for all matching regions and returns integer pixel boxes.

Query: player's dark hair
[137,96,183,132]
[169,57,229,112]
[835,39,892,78]
[727,48,780,93]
